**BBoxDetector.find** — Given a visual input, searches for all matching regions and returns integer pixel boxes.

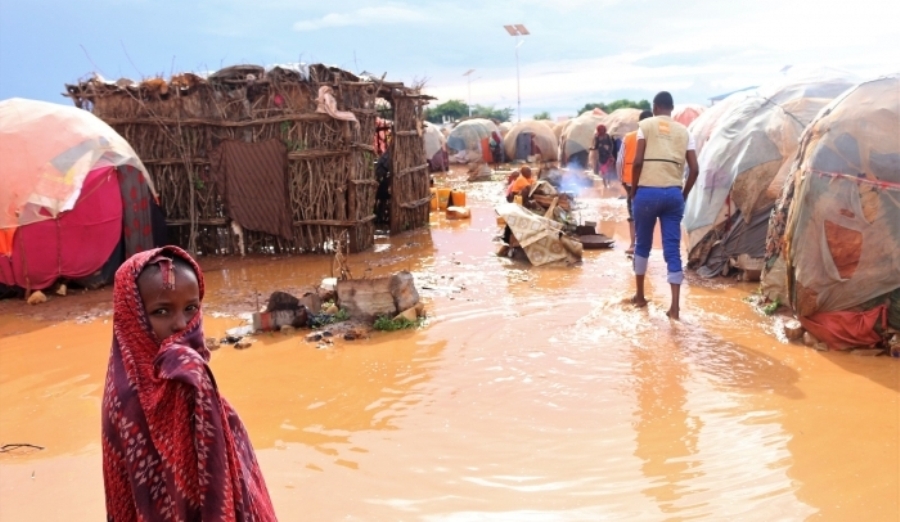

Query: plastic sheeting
[0,98,152,241]
[672,104,706,127]
[447,118,500,153]
[763,74,900,317]
[503,121,559,161]
[683,77,854,269]
[560,112,605,165]
[0,167,123,290]
[423,122,448,172]
[601,108,642,137]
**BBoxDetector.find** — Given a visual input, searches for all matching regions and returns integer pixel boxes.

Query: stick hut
[65,64,431,254]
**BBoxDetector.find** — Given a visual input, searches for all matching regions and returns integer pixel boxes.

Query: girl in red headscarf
[591,124,616,188]
[102,246,277,521]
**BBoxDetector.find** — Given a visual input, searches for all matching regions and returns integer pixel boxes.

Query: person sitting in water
[101,246,277,521]
[506,166,536,202]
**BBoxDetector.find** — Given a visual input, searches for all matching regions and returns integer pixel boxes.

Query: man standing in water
[630,92,699,319]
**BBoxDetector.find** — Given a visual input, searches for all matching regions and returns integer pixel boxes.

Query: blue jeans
[633,187,684,284]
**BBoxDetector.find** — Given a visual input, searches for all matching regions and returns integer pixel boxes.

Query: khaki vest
[638,116,689,187]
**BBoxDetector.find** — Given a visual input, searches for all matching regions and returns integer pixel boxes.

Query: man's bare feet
[630,295,648,308]
[666,307,680,320]
[625,246,635,255]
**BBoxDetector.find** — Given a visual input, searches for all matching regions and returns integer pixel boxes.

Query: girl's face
[138,266,201,343]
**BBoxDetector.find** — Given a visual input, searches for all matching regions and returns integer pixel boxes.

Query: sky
[1,0,898,119]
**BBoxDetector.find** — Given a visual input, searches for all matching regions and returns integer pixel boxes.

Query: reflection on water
[1,170,898,521]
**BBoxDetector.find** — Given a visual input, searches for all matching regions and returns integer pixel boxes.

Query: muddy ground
[1,167,898,521]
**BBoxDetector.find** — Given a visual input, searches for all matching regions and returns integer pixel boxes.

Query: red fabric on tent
[799,305,887,351]
[0,167,122,290]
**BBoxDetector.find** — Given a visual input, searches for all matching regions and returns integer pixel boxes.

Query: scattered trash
[55,284,67,297]
[305,332,323,343]
[235,339,254,350]
[206,337,221,351]
[783,319,804,341]
[280,325,296,336]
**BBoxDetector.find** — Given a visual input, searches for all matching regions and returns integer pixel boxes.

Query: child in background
[101,246,277,521]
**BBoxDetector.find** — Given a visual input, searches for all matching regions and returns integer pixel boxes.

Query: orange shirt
[621,130,638,185]
[507,174,535,196]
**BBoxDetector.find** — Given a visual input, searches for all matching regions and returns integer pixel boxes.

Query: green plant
[373,315,421,332]
[333,308,350,322]
[763,298,781,316]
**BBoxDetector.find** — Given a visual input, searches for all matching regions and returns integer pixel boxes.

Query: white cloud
[293,5,428,32]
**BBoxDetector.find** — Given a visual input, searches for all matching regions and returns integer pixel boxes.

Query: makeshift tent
[503,121,559,161]
[672,104,706,127]
[552,120,570,140]
[0,98,159,291]
[688,92,753,157]
[601,108,642,137]
[496,203,580,266]
[447,118,501,163]
[560,112,605,167]
[498,121,513,137]
[762,75,900,345]
[683,77,855,278]
[423,121,448,172]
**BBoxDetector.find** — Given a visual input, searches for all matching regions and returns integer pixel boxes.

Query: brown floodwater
[1,172,898,521]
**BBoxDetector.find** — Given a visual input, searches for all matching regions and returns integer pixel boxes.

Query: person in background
[616,109,654,255]
[506,166,536,202]
[590,124,616,188]
[630,92,699,320]
[102,247,277,521]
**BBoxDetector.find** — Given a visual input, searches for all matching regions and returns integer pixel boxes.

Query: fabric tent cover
[672,104,706,127]
[560,112,605,163]
[503,121,559,161]
[423,122,448,171]
[683,77,855,261]
[763,74,900,317]
[601,108,642,137]
[0,167,123,289]
[446,119,500,153]
[496,203,569,266]
[0,98,153,240]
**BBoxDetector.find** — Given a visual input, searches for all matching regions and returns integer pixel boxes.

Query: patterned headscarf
[102,246,277,521]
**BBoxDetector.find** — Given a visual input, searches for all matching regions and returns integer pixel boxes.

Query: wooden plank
[396,163,428,177]
[399,196,432,209]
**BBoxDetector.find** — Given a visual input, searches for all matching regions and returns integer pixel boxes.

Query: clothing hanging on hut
[211,140,293,240]
[117,164,158,257]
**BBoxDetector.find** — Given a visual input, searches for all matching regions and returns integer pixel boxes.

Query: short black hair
[652,92,674,110]
[638,110,653,121]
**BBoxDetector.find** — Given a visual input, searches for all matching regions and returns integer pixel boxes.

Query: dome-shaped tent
[762,75,900,341]
[560,112,606,167]
[672,104,706,127]
[0,98,160,291]
[683,77,855,278]
[688,92,753,157]
[447,118,502,161]
[601,108,642,137]
[423,122,448,172]
[498,121,513,138]
[503,120,559,162]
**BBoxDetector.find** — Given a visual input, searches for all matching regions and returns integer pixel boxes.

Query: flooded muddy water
[1,172,898,521]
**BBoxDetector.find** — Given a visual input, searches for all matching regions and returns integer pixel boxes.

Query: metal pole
[515,36,521,122]
[468,77,472,117]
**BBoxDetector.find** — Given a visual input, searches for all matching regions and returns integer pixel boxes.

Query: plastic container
[450,190,466,207]
[446,206,471,220]
[430,188,438,211]
[436,187,452,210]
